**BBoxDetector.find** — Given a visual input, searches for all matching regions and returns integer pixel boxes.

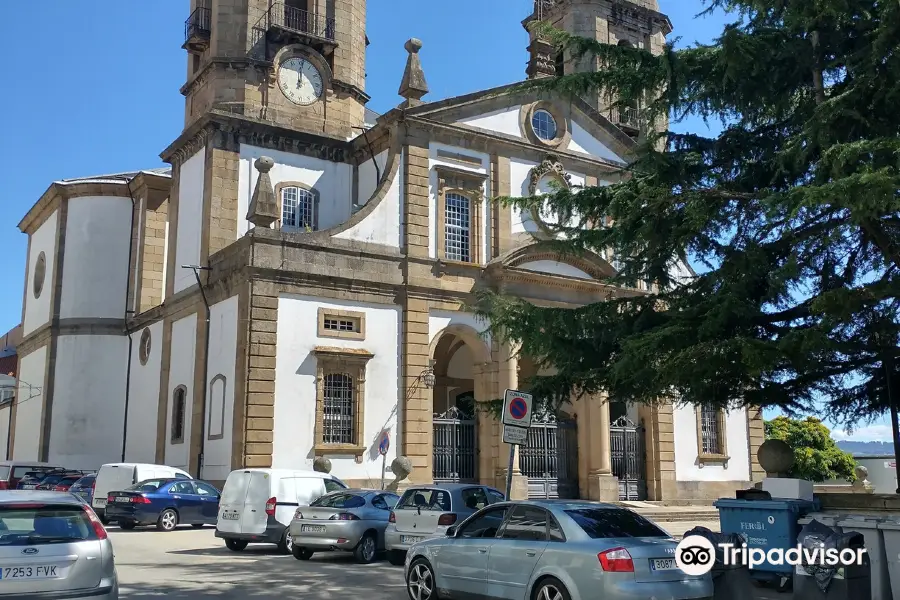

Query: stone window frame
[138,328,152,366]
[519,101,571,149]
[207,374,227,441]
[275,181,320,232]
[312,346,374,460]
[317,307,366,341]
[33,251,46,299]
[171,385,187,445]
[695,404,729,463]
[435,165,487,266]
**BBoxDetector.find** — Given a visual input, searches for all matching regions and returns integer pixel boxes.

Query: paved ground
[109,525,788,599]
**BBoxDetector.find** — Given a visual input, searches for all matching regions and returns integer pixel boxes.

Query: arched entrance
[430,326,488,483]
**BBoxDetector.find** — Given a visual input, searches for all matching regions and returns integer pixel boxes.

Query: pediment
[490,244,617,281]
[405,83,634,166]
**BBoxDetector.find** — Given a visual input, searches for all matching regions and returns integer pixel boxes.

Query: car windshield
[311,493,366,509]
[0,504,100,545]
[127,479,171,492]
[40,475,67,486]
[397,489,451,512]
[565,508,668,538]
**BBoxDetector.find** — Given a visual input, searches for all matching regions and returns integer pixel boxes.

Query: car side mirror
[446,526,457,537]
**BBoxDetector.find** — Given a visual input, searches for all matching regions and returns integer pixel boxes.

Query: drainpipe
[183,265,212,478]
[121,177,139,462]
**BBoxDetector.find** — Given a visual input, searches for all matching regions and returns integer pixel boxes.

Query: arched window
[281,186,317,231]
[171,386,187,444]
[444,192,471,262]
[322,373,354,445]
[208,375,226,440]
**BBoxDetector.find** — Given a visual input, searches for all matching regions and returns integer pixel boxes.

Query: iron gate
[610,417,647,500]
[518,415,579,499]
[432,406,477,482]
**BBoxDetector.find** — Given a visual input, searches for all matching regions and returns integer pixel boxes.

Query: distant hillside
[836,440,895,455]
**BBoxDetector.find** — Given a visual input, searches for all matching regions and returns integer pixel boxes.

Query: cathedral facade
[6,0,764,501]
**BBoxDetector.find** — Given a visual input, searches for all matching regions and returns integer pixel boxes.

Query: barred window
[700,404,723,455]
[281,186,316,231]
[444,192,471,262]
[323,318,356,332]
[322,373,354,445]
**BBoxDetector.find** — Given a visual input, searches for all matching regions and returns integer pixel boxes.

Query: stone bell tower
[523,0,672,138]
[181,0,368,139]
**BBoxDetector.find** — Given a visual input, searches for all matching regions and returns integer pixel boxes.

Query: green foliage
[477,0,900,424]
[764,416,857,482]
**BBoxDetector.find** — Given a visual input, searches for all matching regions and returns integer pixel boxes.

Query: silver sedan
[289,489,399,563]
[404,499,713,600]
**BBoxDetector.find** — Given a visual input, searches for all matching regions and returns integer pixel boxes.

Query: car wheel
[406,559,435,600]
[531,577,571,600]
[191,524,204,529]
[277,529,294,554]
[354,532,377,564]
[119,521,137,531]
[225,539,248,552]
[292,546,314,560]
[156,509,179,532]
[388,550,406,566]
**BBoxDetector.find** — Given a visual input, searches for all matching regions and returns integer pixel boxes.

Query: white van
[215,468,347,554]
[92,463,192,523]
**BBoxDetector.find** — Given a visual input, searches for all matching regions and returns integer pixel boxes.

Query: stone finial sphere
[312,456,332,474]
[405,38,423,54]
[391,456,413,480]
[254,156,275,173]
[757,439,794,475]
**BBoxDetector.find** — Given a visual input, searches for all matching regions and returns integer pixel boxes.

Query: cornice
[179,57,272,98]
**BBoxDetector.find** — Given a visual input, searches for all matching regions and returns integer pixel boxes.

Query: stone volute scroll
[398,38,429,107]
[246,156,280,228]
[527,154,573,238]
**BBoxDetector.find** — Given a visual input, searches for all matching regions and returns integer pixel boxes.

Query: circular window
[531,109,558,141]
[32,252,46,299]
[138,328,152,366]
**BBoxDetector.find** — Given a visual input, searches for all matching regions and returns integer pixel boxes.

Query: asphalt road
[109,525,788,599]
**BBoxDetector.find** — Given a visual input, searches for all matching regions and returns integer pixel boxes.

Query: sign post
[501,389,533,498]
[378,432,390,490]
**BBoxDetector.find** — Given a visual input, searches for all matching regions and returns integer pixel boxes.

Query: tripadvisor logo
[675,535,866,576]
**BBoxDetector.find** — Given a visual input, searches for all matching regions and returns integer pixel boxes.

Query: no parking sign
[502,389,534,428]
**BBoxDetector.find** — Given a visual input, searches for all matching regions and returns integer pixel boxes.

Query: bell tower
[524,0,672,138]
[181,0,368,139]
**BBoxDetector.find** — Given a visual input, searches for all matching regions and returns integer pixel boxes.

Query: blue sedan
[105,478,221,531]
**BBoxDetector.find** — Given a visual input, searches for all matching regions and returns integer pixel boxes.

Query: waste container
[715,497,819,589]
[681,526,754,600]
[837,516,890,600]
[876,518,900,600]
[795,518,871,600]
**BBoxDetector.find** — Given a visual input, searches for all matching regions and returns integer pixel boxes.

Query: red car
[0,461,64,490]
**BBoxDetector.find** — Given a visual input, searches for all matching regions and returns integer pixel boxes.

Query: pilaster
[494,341,528,499]
[401,295,432,482]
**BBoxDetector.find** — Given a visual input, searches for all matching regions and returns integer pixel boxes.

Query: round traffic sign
[378,432,390,455]
[509,397,528,420]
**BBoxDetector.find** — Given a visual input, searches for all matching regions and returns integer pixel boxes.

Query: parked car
[17,469,84,490]
[289,489,400,563]
[92,463,192,524]
[104,478,221,531]
[35,471,93,491]
[0,490,119,598]
[69,474,96,504]
[0,461,63,490]
[216,468,347,554]
[384,483,505,565]
[404,500,712,600]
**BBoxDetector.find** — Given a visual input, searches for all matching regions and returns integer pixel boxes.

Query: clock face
[277,57,324,106]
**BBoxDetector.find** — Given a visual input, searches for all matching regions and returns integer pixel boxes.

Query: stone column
[472,363,495,487]
[587,393,619,501]
[496,342,529,499]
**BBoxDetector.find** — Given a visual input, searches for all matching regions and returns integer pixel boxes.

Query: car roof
[404,483,494,491]
[0,491,85,506]
[491,499,623,510]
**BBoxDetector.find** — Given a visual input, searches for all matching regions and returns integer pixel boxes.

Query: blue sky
[0,1,891,441]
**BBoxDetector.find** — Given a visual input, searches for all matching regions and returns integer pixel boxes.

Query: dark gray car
[384,483,505,565]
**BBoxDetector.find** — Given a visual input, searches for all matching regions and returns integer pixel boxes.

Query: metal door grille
[610,417,647,500]
[433,407,477,482]
[518,416,579,499]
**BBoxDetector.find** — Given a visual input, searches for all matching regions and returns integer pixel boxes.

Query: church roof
[59,167,172,184]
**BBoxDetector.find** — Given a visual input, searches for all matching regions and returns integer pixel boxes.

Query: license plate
[651,558,677,571]
[21,485,35,490]
[0,565,58,580]
[301,525,326,533]
[401,535,424,544]
[94,499,107,507]
[115,497,130,503]
[221,513,239,520]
